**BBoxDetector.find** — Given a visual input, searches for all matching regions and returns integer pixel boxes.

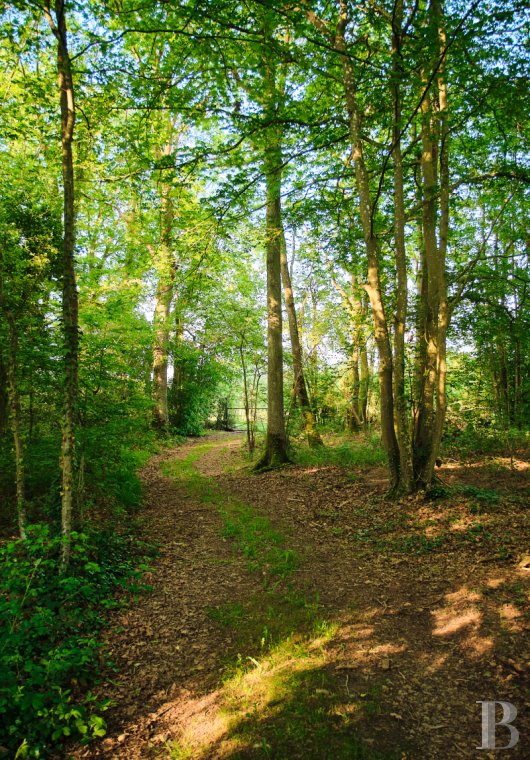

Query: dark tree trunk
[45,1,79,568]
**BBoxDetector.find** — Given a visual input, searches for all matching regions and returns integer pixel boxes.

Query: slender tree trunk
[28,388,34,442]
[256,142,289,467]
[152,149,176,430]
[0,355,8,438]
[391,0,413,490]
[413,87,438,482]
[239,341,254,453]
[45,2,78,568]
[152,289,173,428]
[414,0,450,487]
[5,320,26,538]
[359,345,369,424]
[280,226,323,447]
[413,218,428,437]
[255,26,289,469]
[423,1,449,479]
[308,285,319,413]
[337,278,368,431]
[359,293,370,424]
[514,338,522,428]
[336,2,400,488]
[251,364,261,450]
[348,345,362,432]
[496,341,509,425]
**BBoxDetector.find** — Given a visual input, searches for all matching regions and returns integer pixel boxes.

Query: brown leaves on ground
[69,434,529,759]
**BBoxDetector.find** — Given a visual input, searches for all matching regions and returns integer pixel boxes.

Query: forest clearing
[0,0,529,758]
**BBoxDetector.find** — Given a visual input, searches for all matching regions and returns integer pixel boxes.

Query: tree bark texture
[336,0,401,488]
[391,0,413,490]
[45,1,79,567]
[152,161,176,429]
[255,20,289,469]
[413,0,450,487]
[280,226,323,447]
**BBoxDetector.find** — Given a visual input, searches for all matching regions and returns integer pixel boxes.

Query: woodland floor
[67,433,529,760]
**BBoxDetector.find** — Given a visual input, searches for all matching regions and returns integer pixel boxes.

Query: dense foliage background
[0,0,528,754]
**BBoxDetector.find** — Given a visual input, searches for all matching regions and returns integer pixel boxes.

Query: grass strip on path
[162,441,397,760]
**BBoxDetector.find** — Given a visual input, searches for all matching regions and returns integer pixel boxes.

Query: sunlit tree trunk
[348,342,361,431]
[391,0,413,490]
[256,144,289,467]
[45,2,78,568]
[424,0,449,478]
[152,145,176,430]
[359,294,370,425]
[255,27,289,468]
[413,0,450,487]
[336,2,400,489]
[333,277,368,431]
[239,340,254,453]
[280,226,323,447]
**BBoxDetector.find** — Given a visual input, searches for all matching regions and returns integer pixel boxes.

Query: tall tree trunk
[514,337,522,428]
[391,0,413,490]
[239,341,254,453]
[334,277,368,431]
[359,293,370,424]
[280,226,323,447]
[413,92,439,483]
[423,0,449,479]
[336,1,400,488]
[348,344,362,432]
[412,213,428,437]
[45,2,78,568]
[414,0,450,487]
[255,20,289,469]
[152,146,176,430]
[256,141,289,467]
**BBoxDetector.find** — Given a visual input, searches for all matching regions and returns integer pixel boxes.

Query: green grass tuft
[292,435,386,469]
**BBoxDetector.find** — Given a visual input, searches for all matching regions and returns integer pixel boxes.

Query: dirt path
[72,436,262,758]
[73,434,529,759]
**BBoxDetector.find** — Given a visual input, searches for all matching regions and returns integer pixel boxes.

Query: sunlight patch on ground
[442,456,528,472]
[499,603,525,633]
[462,632,494,656]
[485,575,507,588]
[429,585,496,656]
[421,652,450,674]
[167,631,335,758]
[433,608,481,637]
[432,586,482,639]
[444,588,482,604]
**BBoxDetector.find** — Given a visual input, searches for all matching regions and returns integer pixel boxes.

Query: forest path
[76,434,529,759]
[75,434,262,759]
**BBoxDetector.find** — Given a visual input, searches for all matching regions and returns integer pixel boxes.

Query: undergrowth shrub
[0,524,154,757]
[293,433,386,469]
[442,423,528,457]
[168,343,228,436]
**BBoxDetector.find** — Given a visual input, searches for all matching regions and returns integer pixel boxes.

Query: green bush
[168,343,227,436]
[0,524,153,757]
[293,434,386,469]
